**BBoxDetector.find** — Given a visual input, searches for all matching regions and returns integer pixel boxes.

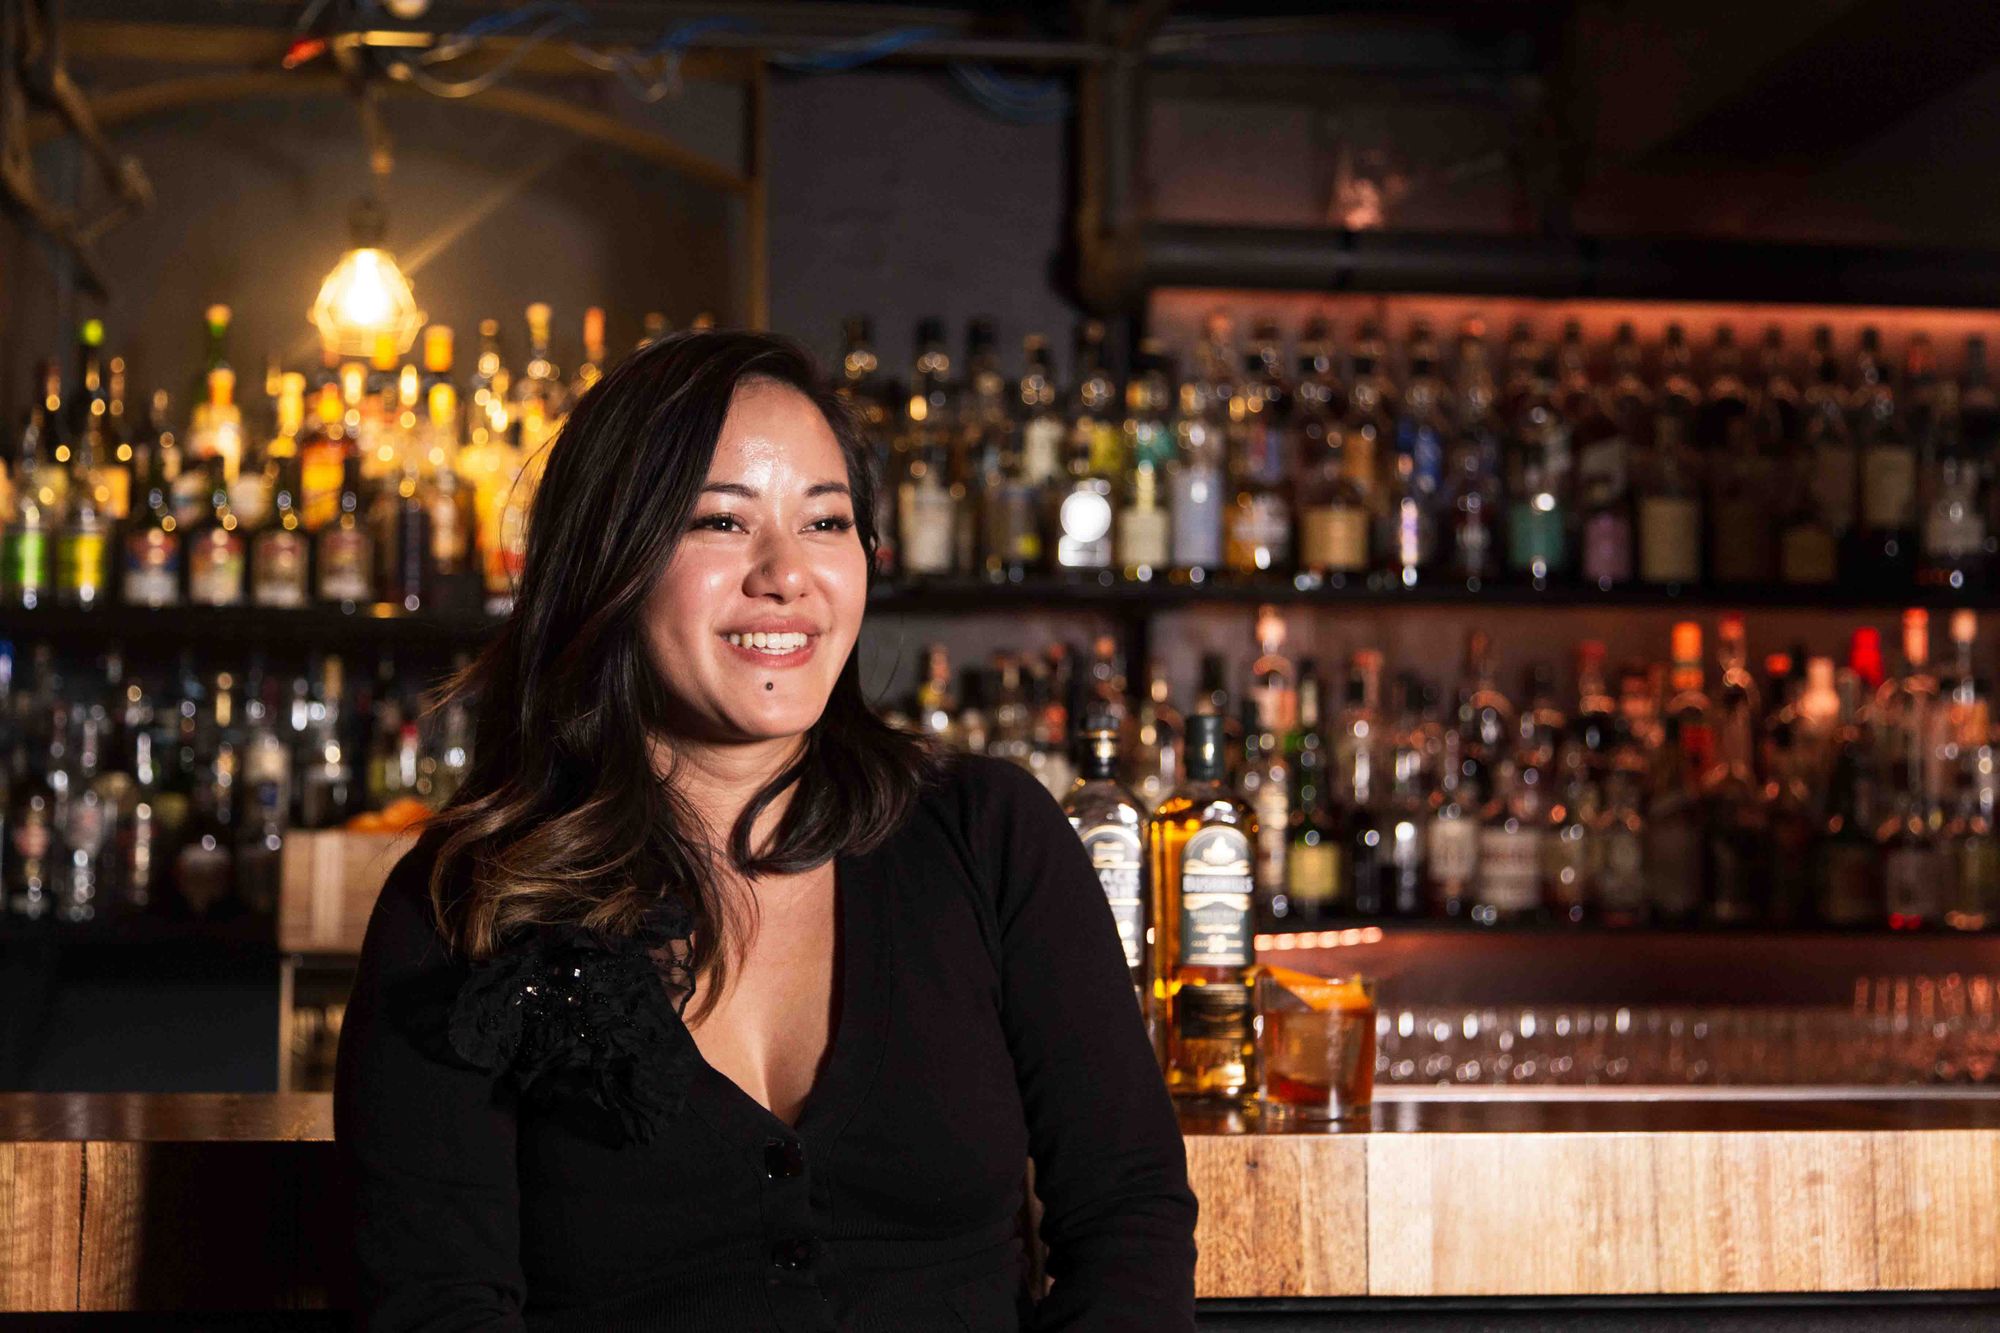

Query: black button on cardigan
[335,752,1199,1331]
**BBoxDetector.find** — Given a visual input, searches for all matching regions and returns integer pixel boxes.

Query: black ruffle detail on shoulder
[446,894,699,1148]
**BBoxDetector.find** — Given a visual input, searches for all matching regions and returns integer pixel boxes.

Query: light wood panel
[9,1093,2000,1310]
[278,830,416,956]
[1185,1132,1366,1297]
[0,1144,81,1310]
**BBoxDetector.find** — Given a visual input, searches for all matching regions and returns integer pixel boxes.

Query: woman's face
[642,379,867,746]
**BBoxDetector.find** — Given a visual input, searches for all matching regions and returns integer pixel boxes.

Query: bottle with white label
[1063,719,1152,1025]
[1153,712,1257,1104]
[1473,756,1545,925]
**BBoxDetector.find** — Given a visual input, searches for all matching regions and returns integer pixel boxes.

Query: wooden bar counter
[4,1091,2000,1315]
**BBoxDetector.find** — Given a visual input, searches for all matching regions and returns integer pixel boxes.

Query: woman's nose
[744,527,810,598]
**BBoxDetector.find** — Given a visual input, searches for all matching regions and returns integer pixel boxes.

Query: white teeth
[725,631,811,654]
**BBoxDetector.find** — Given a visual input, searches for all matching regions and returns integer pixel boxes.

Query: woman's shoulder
[915,750,1068,838]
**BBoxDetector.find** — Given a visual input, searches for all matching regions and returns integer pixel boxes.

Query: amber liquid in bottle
[1153,711,1258,1103]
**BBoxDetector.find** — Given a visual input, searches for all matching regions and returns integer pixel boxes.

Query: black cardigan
[333,752,1199,1331]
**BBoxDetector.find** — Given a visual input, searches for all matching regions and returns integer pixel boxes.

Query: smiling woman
[333,330,1198,1332]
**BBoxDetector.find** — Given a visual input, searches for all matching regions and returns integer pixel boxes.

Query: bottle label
[1595,829,1646,913]
[1779,525,1837,583]
[1020,419,1064,484]
[1285,838,1337,905]
[1709,496,1770,582]
[898,478,955,573]
[1862,446,1916,527]
[1646,814,1702,915]
[187,528,245,605]
[1079,823,1145,973]
[1637,495,1700,583]
[1178,825,1253,968]
[1427,813,1478,886]
[7,529,49,594]
[1225,494,1292,571]
[301,451,344,530]
[1576,434,1629,502]
[1581,509,1632,585]
[1115,503,1170,570]
[59,530,109,597]
[1818,843,1879,925]
[1884,845,1943,921]
[1175,980,1251,1042]
[1168,466,1223,568]
[1301,504,1370,572]
[984,485,1041,565]
[1251,782,1289,893]
[122,528,181,605]
[318,528,372,601]
[252,531,309,607]
[1924,505,1986,560]
[1810,446,1856,532]
[1474,825,1542,910]
[1506,503,1565,572]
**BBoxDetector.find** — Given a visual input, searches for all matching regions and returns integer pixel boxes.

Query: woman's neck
[651,732,806,858]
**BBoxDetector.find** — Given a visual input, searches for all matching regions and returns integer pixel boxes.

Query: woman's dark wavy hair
[424,329,942,1019]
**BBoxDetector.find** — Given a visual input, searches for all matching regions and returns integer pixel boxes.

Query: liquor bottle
[1063,717,1151,1016]
[1383,323,1447,589]
[24,359,71,522]
[1294,320,1369,589]
[1712,327,1787,584]
[228,377,277,531]
[1340,324,1393,566]
[1240,700,1290,921]
[1702,615,1766,924]
[1383,678,1430,916]
[1593,751,1649,926]
[185,457,246,606]
[1280,669,1339,928]
[1167,326,1228,582]
[836,317,896,576]
[1154,712,1257,1104]
[573,306,606,399]
[1444,321,1504,588]
[1851,327,1917,589]
[1472,754,1545,925]
[55,407,110,609]
[1425,724,1478,918]
[250,451,310,608]
[972,327,1040,582]
[1880,727,1945,930]
[1013,335,1065,576]
[1920,339,1989,590]
[422,395,477,612]
[1335,665,1386,915]
[1127,661,1182,813]
[1052,322,1116,574]
[72,320,131,522]
[1800,326,1856,575]
[1647,622,1710,923]
[1223,322,1292,579]
[1944,738,2000,931]
[1573,327,1634,590]
[121,439,181,608]
[1636,412,1703,587]
[376,447,432,613]
[57,706,109,923]
[896,318,958,577]
[511,301,567,456]
[1115,342,1173,581]
[315,454,375,605]
[1505,350,1570,588]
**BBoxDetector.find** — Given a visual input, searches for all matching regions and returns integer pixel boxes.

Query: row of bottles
[1,304,705,617]
[0,645,471,926]
[838,313,2000,596]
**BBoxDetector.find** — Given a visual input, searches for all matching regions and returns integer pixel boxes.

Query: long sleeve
[964,757,1199,1332]
[333,842,528,1332]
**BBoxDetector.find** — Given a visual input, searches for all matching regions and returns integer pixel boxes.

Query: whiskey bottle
[1167,329,1228,582]
[1154,712,1257,1104]
[895,318,957,577]
[315,454,375,606]
[1223,322,1293,579]
[1116,343,1173,582]
[250,451,310,608]
[120,440,181,608]
[185,457,246,607]
[1294,320,1369,589]
[1280,669,1339,928]
[1063,718,1152,1020]
[1444,320,1504,588]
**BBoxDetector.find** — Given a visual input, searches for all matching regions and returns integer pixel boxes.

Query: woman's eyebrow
[699,481,851,498]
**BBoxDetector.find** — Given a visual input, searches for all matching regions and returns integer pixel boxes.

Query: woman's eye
[811,515,856,533]
[690,513,742,533]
